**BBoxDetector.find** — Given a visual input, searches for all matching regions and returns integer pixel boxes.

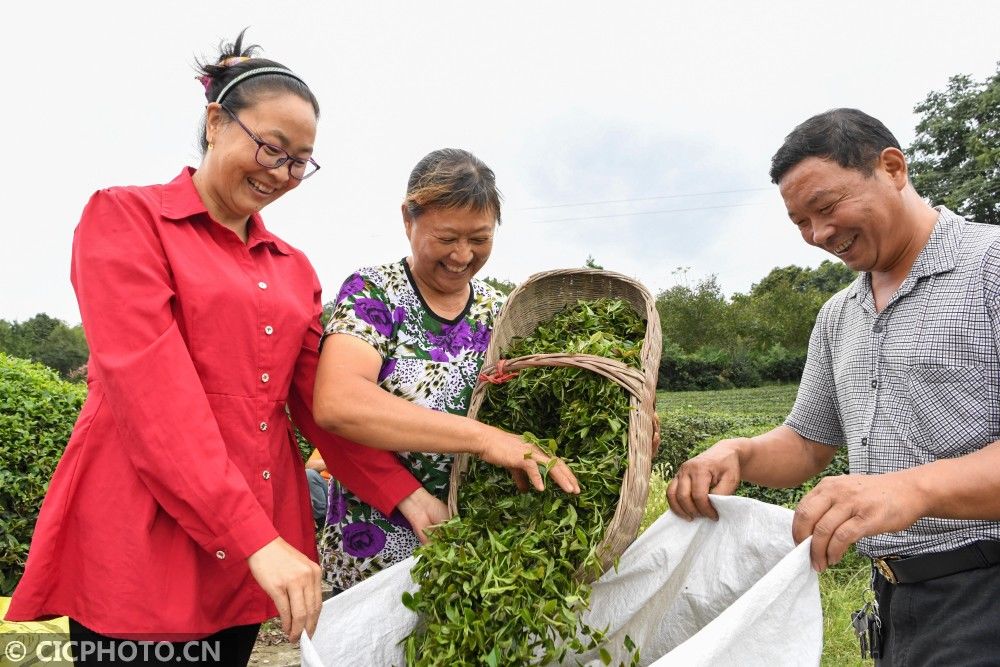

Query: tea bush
[654,384,848,509]
[0,354,86,595]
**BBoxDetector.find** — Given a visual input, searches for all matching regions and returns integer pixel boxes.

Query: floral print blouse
[318,259,505,590]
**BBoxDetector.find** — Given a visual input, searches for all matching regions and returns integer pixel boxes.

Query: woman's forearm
[313,335,489,455]
[315,370,487,455]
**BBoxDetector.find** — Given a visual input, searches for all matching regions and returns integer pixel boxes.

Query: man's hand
[792,472,926,571]
[247,537,322,642]
[667,438,744,521]
[397,487,451,544]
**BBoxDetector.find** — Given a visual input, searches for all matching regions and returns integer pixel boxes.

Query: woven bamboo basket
[447,268,662,580]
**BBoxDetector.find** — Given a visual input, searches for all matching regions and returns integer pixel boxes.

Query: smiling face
[778,152,909,273]
[404,206,496,299]
[198,92,317,228]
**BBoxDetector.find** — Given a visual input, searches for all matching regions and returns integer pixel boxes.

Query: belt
[873,541,1000,585]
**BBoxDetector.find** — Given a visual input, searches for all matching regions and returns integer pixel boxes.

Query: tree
[750,260,855,297]
[482,276,516,295]
[584,255,604,270]
[730,261,855,354]
[906,63,1000,225]
[0,314,89,380]
[655,275,730,352]
[35,325,89,378]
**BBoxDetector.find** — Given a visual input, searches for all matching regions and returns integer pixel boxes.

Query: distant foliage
[906,63,1000,225]
[0,314,89,380]
[654,384,848,509]
[481,276,516,296]
[0,354,86,595]
[655,261,855,390]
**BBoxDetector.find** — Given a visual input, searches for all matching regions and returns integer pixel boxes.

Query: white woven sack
[302,495,822,666]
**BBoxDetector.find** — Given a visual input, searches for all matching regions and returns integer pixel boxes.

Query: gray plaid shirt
[786,208,1000,557]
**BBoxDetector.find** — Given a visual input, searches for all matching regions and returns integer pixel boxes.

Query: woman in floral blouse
[313,149,579,590]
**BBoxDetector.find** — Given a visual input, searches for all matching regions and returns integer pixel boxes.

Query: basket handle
[476,353,646,397]
[450,353,649,518]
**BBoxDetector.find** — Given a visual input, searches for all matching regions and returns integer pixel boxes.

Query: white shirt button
[264,325,274,335]
[258,281,268,290]
[259,421,268,431]
[262,470,271,480]
[216,550,226,560]
[261,373,270,383]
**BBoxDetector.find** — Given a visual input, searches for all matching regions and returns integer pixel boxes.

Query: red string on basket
[478,359,520,384]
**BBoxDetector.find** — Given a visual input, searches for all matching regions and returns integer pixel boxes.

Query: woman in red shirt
[4,31,419,665]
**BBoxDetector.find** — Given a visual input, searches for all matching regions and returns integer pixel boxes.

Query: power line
[527,201,771,224]
[514,163,997,214]
[515,186,772,211]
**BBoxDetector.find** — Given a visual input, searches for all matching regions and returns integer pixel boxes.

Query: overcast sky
[3,1,999,323]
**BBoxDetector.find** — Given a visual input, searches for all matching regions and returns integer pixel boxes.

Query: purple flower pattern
[326,487,348,525]
[387,509,412,530]
[319,261,507,590]
[377,358,398,382]
[427,320,472,357]
[354,297,394,338]
[470,323,491,353]
[342,522,387,558]
[336,273,366,305]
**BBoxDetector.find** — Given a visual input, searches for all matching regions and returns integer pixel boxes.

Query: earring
[208,142,214,151]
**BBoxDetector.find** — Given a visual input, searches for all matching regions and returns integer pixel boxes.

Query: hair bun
[218,56,251,68]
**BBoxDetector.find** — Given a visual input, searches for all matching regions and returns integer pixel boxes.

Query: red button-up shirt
[5,168,421,637]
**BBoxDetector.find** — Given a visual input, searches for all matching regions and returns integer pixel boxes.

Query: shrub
[654,385,848,509]
[657,342,730,391]
[657,343,806,391]
[0,354,86,595]
[757,344,806,384]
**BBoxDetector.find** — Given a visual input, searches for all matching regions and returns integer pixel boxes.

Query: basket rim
[448,268,662,580]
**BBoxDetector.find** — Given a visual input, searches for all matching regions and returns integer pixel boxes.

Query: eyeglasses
[220,105,320,180]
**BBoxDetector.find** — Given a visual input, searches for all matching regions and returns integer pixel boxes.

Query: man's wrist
[894,464,937,520]
[719,436,751,470]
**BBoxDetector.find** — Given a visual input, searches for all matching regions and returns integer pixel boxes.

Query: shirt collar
[847,206,962,301]
[908,206,961,280]
[161,167,209,220]
[160,167,293,256]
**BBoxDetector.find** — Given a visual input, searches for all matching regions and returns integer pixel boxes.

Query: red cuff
[209,508,280,564]
[367,468,424,516]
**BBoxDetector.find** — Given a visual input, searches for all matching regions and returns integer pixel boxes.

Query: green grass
[646,384,872,665]
[657,383,800,417]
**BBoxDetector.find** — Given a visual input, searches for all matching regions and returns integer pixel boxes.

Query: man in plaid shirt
[668,108,1000,663]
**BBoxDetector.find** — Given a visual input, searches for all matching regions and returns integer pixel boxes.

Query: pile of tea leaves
[402,298,645,666]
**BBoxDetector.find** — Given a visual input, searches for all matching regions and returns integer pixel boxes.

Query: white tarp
[302,495,822,666]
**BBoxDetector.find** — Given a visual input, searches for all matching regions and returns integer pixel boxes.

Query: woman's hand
[397,487,451,544]
[247,537,322,642]
[475,427,581,495]
[652,411,661,457]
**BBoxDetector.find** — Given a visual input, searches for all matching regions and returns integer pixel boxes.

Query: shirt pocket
[906,364,987,458]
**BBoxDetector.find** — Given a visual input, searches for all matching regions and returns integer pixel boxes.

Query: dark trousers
[874,562,1000,666]
[69,619,259,666]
